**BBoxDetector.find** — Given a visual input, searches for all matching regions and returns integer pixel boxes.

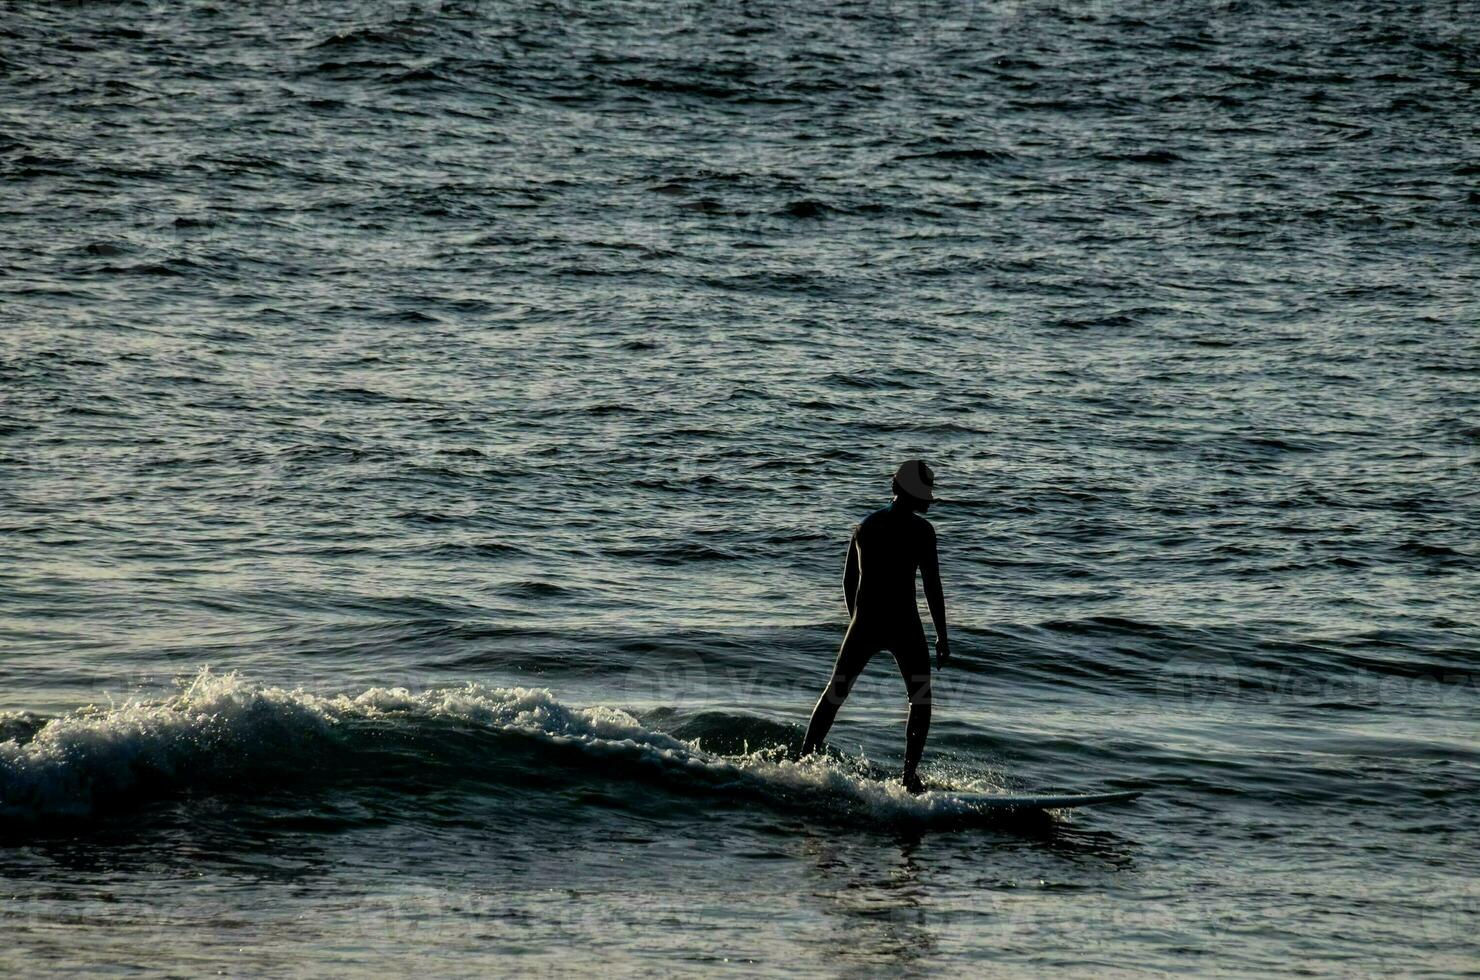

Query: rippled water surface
[3,0,1478,975]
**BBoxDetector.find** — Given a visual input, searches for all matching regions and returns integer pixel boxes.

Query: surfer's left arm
[921,522,950,669]
[843,526,860,617]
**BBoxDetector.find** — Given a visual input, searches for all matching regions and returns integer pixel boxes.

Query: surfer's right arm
[843,526,860,617]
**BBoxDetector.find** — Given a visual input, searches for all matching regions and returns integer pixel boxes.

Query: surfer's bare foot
[901,770,925,795]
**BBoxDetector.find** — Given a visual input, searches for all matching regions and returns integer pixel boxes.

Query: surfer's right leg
[801,623,876,757]
[890,632,933,794]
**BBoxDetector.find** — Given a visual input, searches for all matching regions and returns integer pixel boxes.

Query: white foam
[1,668,1011,823]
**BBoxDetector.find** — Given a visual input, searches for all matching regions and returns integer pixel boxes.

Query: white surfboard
[951,789,1143,810]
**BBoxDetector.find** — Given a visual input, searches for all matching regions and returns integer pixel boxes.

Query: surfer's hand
[935,636,951,670]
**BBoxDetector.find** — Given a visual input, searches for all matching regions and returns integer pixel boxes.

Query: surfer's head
[891,458,935,512]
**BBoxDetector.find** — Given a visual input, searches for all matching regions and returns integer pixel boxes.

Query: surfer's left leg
[801,622,876,757]
[890,632,933,794]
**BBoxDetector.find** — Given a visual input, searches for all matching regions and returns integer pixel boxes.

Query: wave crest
[2,670,1017,828]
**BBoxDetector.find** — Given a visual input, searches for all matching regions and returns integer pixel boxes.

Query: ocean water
[3,0,1479,974]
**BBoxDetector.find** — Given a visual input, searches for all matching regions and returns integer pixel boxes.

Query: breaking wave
[1,670,1026,829]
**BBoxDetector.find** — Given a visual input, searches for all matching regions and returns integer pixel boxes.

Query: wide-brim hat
[894,459,935,501]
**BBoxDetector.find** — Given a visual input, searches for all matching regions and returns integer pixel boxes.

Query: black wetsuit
[801,501,937,784]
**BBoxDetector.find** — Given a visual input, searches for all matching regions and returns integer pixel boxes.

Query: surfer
[801,459,950,794]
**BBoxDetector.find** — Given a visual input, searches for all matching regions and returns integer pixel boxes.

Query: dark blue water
[3,0,1479,973]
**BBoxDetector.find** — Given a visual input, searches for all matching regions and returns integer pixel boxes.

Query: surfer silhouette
[801,459,950,794]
